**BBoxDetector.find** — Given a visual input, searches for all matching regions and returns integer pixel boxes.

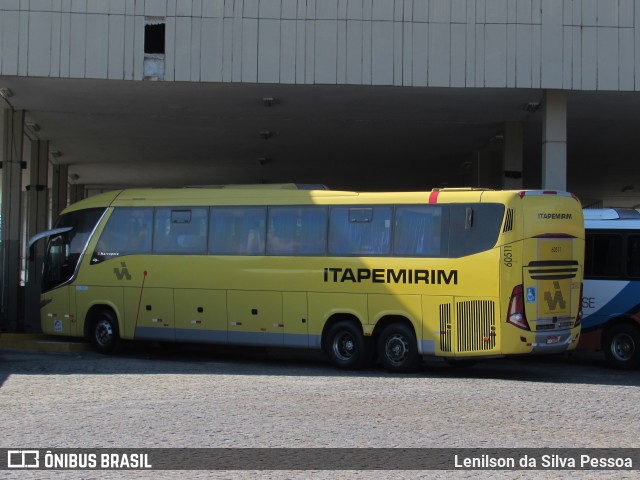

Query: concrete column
[51,163,68,224]
[69,183,85,204]
[502,121,523,189]
[1,109,25,332]
[476,148,502,189]
[542,90,567,191]
[25,140,49,332]
[26,140,49,281]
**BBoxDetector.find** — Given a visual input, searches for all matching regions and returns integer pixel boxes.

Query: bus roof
[186,183,329,190]
[59,187,579,213]
[583,208,640,220]
[584,208,640,229]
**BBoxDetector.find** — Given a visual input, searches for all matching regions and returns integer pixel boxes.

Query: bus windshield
[42,208,105,292]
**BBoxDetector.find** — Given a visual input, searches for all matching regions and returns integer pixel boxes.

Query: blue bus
[580,208,640,369]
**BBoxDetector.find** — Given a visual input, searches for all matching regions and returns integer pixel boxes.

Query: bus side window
[267,206,327,256]
[589,234,622,278]
[627,235,640,278]
[448,204,504,258]
[209,207,266,255]
[394,206,444,257]
[153,208,208,254]
[328,207,391,256]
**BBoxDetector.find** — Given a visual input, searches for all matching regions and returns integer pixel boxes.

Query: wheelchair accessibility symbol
[526,287,536,303]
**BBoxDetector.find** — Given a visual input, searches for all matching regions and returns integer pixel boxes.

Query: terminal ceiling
[2,76,640,207]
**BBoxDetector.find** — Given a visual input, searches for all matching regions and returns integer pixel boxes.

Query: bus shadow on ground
[1,343,638,388]
[425,351,640,387]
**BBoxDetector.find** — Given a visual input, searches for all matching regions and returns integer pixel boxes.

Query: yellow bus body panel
[174,289,227,344]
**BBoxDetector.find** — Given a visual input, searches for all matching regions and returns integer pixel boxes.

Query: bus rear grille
[503,208,514,232]
[456,300,496,352]
[439,303,452,353]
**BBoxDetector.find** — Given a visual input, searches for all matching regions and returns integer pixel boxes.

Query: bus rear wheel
[90,310,120,355]
[603,323,640,369]
[378,323,421,373]
[324,321,372,370]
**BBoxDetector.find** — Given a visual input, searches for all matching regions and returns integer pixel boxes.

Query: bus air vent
[456,300,496,352]
[503,209,514,233]
[526,260,579,280]
[439,303,452,353]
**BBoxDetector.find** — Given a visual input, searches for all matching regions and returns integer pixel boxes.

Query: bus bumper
[530,329,577,354]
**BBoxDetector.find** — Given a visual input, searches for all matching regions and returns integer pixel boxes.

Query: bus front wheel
[324,321,372,370]
[603,323,640,369]
[378,323,421,373]
[90,310,120,355]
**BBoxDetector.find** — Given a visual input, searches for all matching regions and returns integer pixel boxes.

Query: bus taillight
[507,284,530,331]
[575,282,584,327]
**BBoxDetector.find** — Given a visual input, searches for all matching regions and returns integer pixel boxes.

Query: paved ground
[1,344,639,479]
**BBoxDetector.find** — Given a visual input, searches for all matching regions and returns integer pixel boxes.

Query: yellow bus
[31,186,584,371]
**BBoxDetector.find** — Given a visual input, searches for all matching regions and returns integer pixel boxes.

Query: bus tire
[324,321,371,370]
[90,310,121,355]
[378,323,421,373]
[603,323,640,370]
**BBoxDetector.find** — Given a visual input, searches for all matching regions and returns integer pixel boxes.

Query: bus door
[523,238,578,337]
[34,226,80,336]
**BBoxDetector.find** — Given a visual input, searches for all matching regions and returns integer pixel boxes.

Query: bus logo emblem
[113,262,132,281]
[544,281,566,311]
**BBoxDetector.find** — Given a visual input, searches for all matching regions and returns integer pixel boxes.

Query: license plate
[546,335,560,345]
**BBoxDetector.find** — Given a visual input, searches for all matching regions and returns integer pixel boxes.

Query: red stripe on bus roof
[428,191,439,204]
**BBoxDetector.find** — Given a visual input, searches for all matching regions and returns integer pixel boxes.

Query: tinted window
[210,207,266,255]
[448,204,504,257]
[585,233,623,278]
[394,206,445,256]
[628,235,640,278]
[153,208,208,254]
[92,208,153,263]
[329,207,392,256]
[267,206,327,255]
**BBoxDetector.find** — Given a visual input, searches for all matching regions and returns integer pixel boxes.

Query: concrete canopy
[1,75,640,207]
